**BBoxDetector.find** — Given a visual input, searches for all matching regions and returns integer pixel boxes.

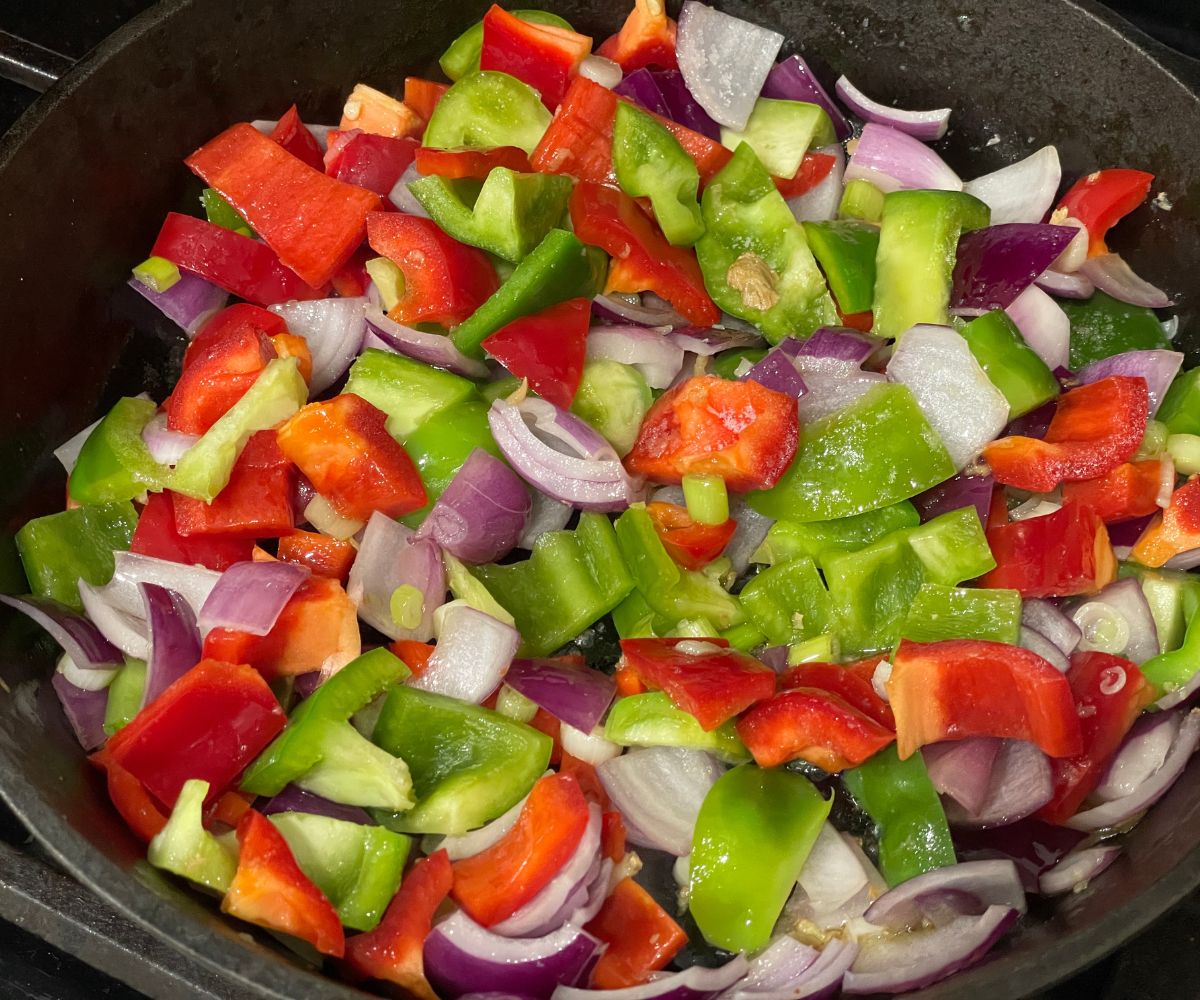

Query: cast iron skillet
[0,1,1198,996]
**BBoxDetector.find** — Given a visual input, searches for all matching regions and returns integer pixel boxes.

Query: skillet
[0,1,1198,996]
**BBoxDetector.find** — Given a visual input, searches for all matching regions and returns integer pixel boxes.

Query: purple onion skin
[1003,400,1056,440]
[51,673,108,751]
[260,785,375,825]
[953,819,1086,891]
[951,225,1079,312]
[913,474,994,529]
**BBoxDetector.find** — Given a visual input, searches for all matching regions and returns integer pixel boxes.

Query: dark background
[0,1,1198,997]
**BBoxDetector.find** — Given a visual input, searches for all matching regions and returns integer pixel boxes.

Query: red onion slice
[1037,845,1121,896]
[912,473,994,529]
[410,602,520,704]
[1076,349,1184,418]
[425,912,602,1000]
[51,670,109,751]
[440,791,532,861]
[923,738,1002,815]
[1018,627,1070,673]
[197,560,309,636]
[943,740,1053,830]
[962,146,1062,226]
[615,69,722,141]
[795,823,885,929]
[676,2,782,131]
[269,296,368,394]
[77,581,150,660]
[141,413,199,467]
[1078,253,1174,309]
[416,449,531,564]
[723,499,774,576]
[586,325,685,389]
[1035,268,1095,300]
[261,784,375,825]
[834,75,950,140]
[742,346,808,398]
[1094,710,1181,802]
[503,659,617,734]
[844,123,962,193]
[593,293,686,328]
[952,224,1080,312]
[863,860,1025,930]
[598,746,724,856]
[139,582,202,707]
[1004,284,1070,371]
[348,512,445,642]
[364,304,491,379]
[554,955,749,1000]
[670,326,765,356]
[763,56,851,141]
[0,594,123,669]
[1021,599,1082,656]
[787,143,846,225]
[128,272,228,337]
[730,938,857,1000]
[843,906,1018,995]
[723,935,819,998]
[108,551,222,618]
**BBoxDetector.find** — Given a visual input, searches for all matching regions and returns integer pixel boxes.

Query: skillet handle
[0,31,76,94]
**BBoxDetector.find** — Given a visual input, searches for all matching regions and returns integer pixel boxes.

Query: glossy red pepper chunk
[781,660,896,729]
[366,212,499,328]
[276,529,357,582]
[619,637,776,730]
[172,431,294,538]
[403,77,450,123]
[1131,474,1200,568]
[626,375,800,492]
[222,810,345,957]
[101,761,170,843]
[773,152,837,199]
[186,122,382,288]
[93,659,285,810]
[585,877,687,988]
[1038,651,1154,824]
[983,376,1149,493]
[331,133,419,195]
[645,501,737,570]
[480,4,593,110]
[1056,168,1154,256]
[570,182,719,327]
[1061,457,1170,523]
[268,105,325,171]
[131,491,254,571]
[413,145,533,180]
[887,638,1084,760]
[596,0,679,72]
[482,298,590,410]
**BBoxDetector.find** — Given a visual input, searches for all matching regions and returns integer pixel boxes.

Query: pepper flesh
[1062,291,1172,370]
[958,309,1060,419]
[1062,458,1170,523]
[68,397,167,505]
[1130,475,1200,567]
[585,877,687,988]
[479,3,592,111]
[645,501,736,571]
[1056,168,1154,256]
[596,0,678,72]
[481,298,590,409]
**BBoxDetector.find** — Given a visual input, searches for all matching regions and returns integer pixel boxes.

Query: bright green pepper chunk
[439,10,574,81]
[472,512,634,656]
[872,189,990,339]
[443,551,516,626]
[1157,368,1200,437]
[802,220,879,315]
[294,721,415,811]
[16,501,137,611]
[906,506,996,585]
[570,360,652,456]
[788,632,838,664]
[451,229,607,359]
[400,401,502,526]
[612,590,658,639]
[345,348,477,441]
[409,169,574,263]
[103,657,147,736]
[147,779,237,893]
[900,584,1022,644]
[753,502,920,568]
[270,811,411,932]
[372,685,552,834]
[958,309,1060,418]
[826,531,925,656]
[739,557,834,646]
[200,187,254,236]
[748,383,956,522]
[424,71,551,155]
[843,745,956,886]
[1140,602,1200,698]
[365,257,404,312]
[1061,291,1171,370]
[839,178,885,223]
[689,765,830,952]
[1119,561,1200,654]
[613,102,704,246]
[682,473,729,526]
[721,621,768,651]
[720,99,836,179]
[69,397,168,505]
[696,144,837,344]
[604,692,749,762]
[131,256,181,293]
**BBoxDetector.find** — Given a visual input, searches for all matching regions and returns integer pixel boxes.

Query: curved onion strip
[409,602,519,704]
[1037,845,1121,895]
[364,304,490,379]
[962,146,1061,227]
[416,449,531,564]
[128,272,228,337]
[1095,711,1181,802]
[863,859,1026,929]
[0,594,123,669]
[50,671,109,751]
[348,512,445,642]
[593,293,686,328]
[1079,253,1174,309]
[140,582,202,707]
[269,296,367,394]
[943,740,1053,830]
[142,413,199,466]
[844,123,961,193]
[553,955,749,1000]
[586,325,685,389]
[197,560,309,636]
[834,75,950,140]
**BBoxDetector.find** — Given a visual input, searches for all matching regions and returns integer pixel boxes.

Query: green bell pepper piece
[472,512,634,656]
[839,178,885,223]
[825,530,925,656]
[294,720,414,811]
[739,557,834,646]
[496,683,539,723]
[720,99,836,179]
[696,144,838,343]
[424,71,551,156]
[906,505,996,585]
[15,501,137,611]
[788,632,838,664]
[103,657,147,736]
[69,397,168,505]
[801,220,879,315]
[753,501,920,568]
[442,551,516,626]
[900,584,1022,644]
[1140,601,1200,698]
[147,779,237,893]
[689,764,830,952]
[345,348,478,441]
[240,648,410,796]
[451,229,607,359]
[612,102,704,246]
[570,360,652,456]
[200,187,254,237]
[439,9,574,81]
[1156,368,1200,437]
[170,357,307,502]
[400,400,502,526]
[409,169,573,263]
[372,685,552,834]
[843,745,956,886]
[604,692,749,762]
[872,189,990,339]
[721,621,768,651]
[612,590,658,639]
[958,309,1060,418]
[710,347,768,379]
[131,256,181,293]
[748,383,956,522]
[269,811,411,932]
[1118,561,1200,654]
[1061,291,1171,370]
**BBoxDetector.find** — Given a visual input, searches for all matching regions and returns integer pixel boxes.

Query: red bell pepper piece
[479,4,593,111]
[403,77,450,123]
[773,152,837,199]
[203,575,360,681]
[451,773,590,926]
[276,529,357,582]
[413,145,533,180]
[657,116,732,186]
[172,431,294,538]
[615,661,647,696]
[210,789,254,829]
[339,83,424,139]
[331,133,419,195]
[366,212,499,328]
[322,128,360,175]
[736,688,895,771]
[185,122,382,287]
[601,810,627,863]
[980,500,1117,597]
[838,309,875,333]
[626,375,800,492]
[585,877,687,989]
[1061,457,1170,523]
[596,0,678,72]
[131,492,254,571]
[888,639,1084,760]
[222,810,345,957]
[270,332,314,385]
[102,762,170,843]
[559,752,612,810]
[619,637,776,730]
[152,213,325,307]
[529,706,564,767]
[482,298,590,409]
[1038,651,1154,824]
[331,244,373,298]
[93,659,285,809]
[1130,474,1200,568]
[570,182,719,326]
[1056,168,1155,257]
[645,501,737,570]
[276,394,427,522]
[983,377,1149,493]
[781,660,896,729]
[388,639,436,677]
[268,105,325,172]
[343,850,453,1000]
